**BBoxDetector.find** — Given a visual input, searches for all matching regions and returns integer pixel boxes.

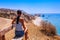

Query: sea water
[41,13,60,35]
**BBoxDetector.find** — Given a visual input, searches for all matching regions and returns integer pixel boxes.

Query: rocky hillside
[0,8,60,40]
[0,8,34,22]
[26,22,60,40]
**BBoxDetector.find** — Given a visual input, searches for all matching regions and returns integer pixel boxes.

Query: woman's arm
[12,18,16,24]
[21,19,29,39]
[11,18,16,29]
[21,19,27,33]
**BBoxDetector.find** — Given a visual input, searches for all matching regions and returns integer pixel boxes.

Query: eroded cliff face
[26,21,60,40]
[0,8,60,40]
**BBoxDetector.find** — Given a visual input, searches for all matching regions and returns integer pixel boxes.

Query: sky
[0,0,60,14]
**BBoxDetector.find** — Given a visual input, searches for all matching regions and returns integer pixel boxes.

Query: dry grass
[0,17,60,40]
[25,22,60,40]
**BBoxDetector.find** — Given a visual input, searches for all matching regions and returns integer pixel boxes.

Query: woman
[12,10,28,40]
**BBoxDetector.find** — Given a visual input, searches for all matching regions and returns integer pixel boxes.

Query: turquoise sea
[41,13,60,35]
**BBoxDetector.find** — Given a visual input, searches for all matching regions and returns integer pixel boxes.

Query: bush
[40,21,56,36]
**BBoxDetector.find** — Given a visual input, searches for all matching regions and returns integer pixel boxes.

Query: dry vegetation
[0,8,60,40]
[24,21,60,40]
[40,21,56,36]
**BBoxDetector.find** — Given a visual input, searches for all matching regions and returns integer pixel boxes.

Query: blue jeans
[15,31,24,38]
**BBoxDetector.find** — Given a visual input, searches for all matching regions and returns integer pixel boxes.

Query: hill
[0,8,60,40]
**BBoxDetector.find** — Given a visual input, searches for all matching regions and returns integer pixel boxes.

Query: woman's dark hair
[16,10,22,24]
[17,10,22,14]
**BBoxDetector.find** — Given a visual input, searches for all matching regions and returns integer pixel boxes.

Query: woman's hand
[24,27,28,33]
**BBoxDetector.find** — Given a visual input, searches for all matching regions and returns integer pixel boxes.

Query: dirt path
[0,17,60,40]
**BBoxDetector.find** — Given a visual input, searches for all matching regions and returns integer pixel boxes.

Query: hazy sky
[0,0,60,14]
